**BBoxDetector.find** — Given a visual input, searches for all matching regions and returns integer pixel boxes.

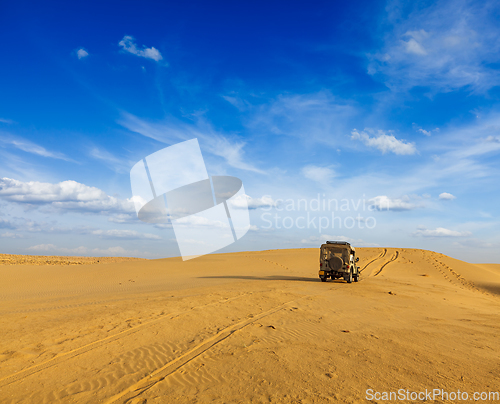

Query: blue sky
[1,0,500,262]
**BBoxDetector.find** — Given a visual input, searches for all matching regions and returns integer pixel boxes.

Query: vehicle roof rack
[326,241,350,245]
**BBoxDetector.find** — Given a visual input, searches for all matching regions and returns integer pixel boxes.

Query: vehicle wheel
[320,276,327,282]
[347,271,353,284]
[354,274,359,282]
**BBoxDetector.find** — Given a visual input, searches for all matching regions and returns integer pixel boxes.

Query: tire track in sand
[0,294,249,388]
[359,248,387,274]
[164,312,324,390]
[52,341,189,402]
[103,299,299,404]
[373,251,399,277]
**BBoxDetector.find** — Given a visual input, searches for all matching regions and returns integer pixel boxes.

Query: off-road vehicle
[319,241,360,283]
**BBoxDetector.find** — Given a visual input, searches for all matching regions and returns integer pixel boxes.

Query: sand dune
[0,248,499,403]
[0,254,146,266]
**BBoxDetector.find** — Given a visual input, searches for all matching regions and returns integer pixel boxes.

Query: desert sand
[0,248,499,403]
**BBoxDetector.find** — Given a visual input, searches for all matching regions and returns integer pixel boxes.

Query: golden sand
[0,248,499,403]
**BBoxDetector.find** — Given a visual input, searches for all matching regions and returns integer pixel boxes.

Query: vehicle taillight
[346,264,350,269]
[320,263,322,267]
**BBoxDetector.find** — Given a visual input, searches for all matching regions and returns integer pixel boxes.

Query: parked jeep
[319,241,359,283]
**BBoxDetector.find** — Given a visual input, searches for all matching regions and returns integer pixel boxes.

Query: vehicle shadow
[197,275,320,283]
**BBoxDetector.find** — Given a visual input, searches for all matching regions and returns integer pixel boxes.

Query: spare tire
[328,256,344,271]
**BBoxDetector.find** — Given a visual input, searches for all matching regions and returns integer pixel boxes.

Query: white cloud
[118,36,163,62]
[369,0,500,92]
[228,194,279,210]
[76,48,88,59]
[27,243,59,252]
[0,177,135,214]
[413,226,471,237]
[91,229,161,240]
[0,118,14,124]
[1,232,25,238]
[300,235,378,247]
[302,165,336,183]
[404,34,427,55]
[439,192,456,200]
[351,129,417,155]
[0,134,70,161]
[27,244,142,257]
[485,135,500,143]
[108,213,138,223]
[369,195,417,211]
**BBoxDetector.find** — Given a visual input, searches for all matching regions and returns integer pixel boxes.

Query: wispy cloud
[118,112,264,173]
[351,129,417,155]
[369,0,500,92]
[302,165,336,183]
[332,120,499,210]
[300,235,378,247]
[0,215,160,240]
[417,115,500,181]
[0,118,14,124]
[413,124,439,136]
[1,232,26,239]
[221,95,249,111]
[413,226,471,237]
[0,134,71,161]
[88,146,132,173]
[1,220,103,237]
[91,229,161,240]
[247,91,358,148]
[118,35,163,62]
[486,135,500,143]
[27,243,144,257]
[0,217,17,229]
[108,213,138,224]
